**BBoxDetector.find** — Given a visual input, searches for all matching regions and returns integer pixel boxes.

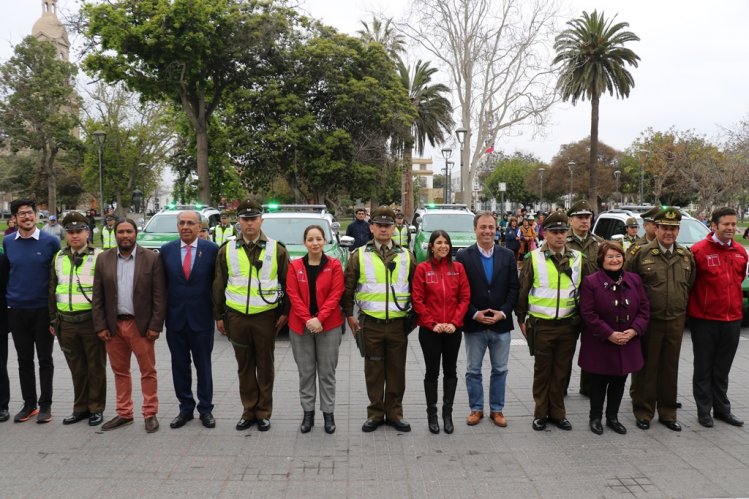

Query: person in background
[213,213,235,246]
[622,218,639,251]
[41,215,65,241]
[412,230,470,434]
[393,212,410,248]
[345,208,373,249]
[199,222,211,241]
[4,217,17,236]
[633,206,659,247]
[86,210,96,244]
[518,217,537,264]
[579,242,649,435]
[286,225,345,435]
[504,217,520,261]
[101,215,116,250]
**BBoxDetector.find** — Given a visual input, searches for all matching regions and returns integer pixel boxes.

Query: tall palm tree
[553,10,640,211]
[397,59,453,218]
[357,16,405,61]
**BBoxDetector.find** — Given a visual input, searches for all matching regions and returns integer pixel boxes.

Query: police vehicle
[410,204,475,263]
[592,206,708,247]
[137,204,220,252]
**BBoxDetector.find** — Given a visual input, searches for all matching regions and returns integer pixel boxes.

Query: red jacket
[412,258,471,330]
[286,255,344,334]
[688,234,748,321]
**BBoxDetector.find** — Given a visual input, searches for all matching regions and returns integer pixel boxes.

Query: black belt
[534,316,577,325]
[117,314,135,321]
[365,316,404,325]
[58,311,93,323]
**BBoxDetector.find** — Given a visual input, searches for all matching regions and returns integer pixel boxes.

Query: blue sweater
[3,230,61,309]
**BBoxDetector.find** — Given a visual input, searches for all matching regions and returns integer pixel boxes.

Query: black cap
[567,199,594,217]
[653,207,681,226]
[370,206,396,225]
[62,212,90,231]
[542,211,569,230]
[236,199,262,219]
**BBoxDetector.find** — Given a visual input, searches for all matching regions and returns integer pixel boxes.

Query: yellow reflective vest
[101,226,116,249]
[54,248,101,312]
[225,240,280,315]
[528,248,582,320]
[393,225,409,247]
[214,225,235,246]
[355,247,411,319]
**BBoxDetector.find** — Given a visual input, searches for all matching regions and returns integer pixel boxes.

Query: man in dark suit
[455,211,519,428]
[92,218,166,433]
[160,211,218,429]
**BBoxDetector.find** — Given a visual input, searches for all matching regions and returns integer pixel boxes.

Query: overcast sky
[4,0,749,165]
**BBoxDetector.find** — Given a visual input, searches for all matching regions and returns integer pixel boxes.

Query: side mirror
[331,221,341,233]
[611,233,625,242]
[340,235,355,247]
[408,225,417,234]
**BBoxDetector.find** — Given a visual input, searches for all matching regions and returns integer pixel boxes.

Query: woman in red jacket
[412,230,471,434]
[286,225,345,435]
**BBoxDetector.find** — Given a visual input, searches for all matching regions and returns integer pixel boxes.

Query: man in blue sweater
[3,199,60,423]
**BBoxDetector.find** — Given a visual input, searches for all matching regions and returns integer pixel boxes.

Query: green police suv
[260,204,353,264]
[137,204,220,252]
[411,204,475,263]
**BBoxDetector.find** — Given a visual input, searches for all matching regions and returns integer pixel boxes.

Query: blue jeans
[464,330,511,412]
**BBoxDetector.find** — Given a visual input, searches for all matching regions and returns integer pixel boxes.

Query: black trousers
[589,373,627,420]
[8,308,54,409]
[0,329,9,410]
[418,327,462,382]
[690,317,741,417]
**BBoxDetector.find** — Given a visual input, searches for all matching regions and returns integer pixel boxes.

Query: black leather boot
[442,378,458,434]
[323,412,336,434]
[300,411,314,433]
[425,380,440,434]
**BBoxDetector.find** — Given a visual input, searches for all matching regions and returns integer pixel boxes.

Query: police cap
[236,199,263,219]
[567,199,594,217]
[370,206,396,225]
[640,206,660,222]
[542,211,569,231]
[653,207,681,226]
[62,212,90,231]
[625,217,639,227]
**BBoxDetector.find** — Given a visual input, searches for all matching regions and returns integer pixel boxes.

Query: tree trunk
[402,147,414,220]
[196,125,210,205]
[44,144,58,217]
[589,94,600,213]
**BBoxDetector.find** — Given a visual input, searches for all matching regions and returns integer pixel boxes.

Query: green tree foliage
[82,0,293,205]
[0,36,81,212]
[553,10,639,211]
[482,153,547,208]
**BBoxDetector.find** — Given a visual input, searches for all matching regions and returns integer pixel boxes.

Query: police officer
[342,206,415,432]
[392,212,410,248]
[101,215,116,249]
[515,212,582,431]
[566,199,603,396]
[634,206,660,247]
[624,207,696,431]
[213,212,235,246]
[213,199,289,432]
[622,217,639,251]
[49,213,106,426]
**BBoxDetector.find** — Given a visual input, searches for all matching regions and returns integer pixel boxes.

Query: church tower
[31,0,70,61]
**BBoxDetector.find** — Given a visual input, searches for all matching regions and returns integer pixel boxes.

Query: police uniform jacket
[566,232,603,276]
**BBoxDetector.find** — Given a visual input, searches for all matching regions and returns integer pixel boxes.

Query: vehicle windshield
[635,217,708,245]
[262,218,333,244]
[143,213,178,233]
[422,213,474,232]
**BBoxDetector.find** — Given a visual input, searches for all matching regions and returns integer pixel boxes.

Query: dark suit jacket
[92,245,166,336]
[0,253,7,334]
[455,243,519,333]
[160,238,218,332]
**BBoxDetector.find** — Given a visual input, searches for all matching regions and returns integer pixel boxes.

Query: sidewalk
[1,326,748,498]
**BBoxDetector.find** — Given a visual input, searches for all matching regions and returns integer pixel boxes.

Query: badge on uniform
[426,271,438,284]
[707,254,720,267]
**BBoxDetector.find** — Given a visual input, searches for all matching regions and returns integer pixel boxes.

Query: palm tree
[397,59,453,218]
[553,10,640,211]
[357,16,405,61]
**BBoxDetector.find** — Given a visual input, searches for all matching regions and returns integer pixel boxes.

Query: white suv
[592,205,709,248]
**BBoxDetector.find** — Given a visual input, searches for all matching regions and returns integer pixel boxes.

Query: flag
[484,145,494,154]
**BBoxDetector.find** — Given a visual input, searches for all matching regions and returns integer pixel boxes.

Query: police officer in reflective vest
[343,206,415,432]
[213,199,289,432]
[101,215,116,249]
[515,211,582,431]
[49,212,106,426]
[213,212,235,246]
[392,212,410,248]
[622,217,639,251]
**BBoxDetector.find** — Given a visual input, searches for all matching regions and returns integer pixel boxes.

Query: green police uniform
[342,206,415,427]
[212,200,290,422]
[632,206,661,249]
[515,212,582,425]
[624,208,696,425]
[49,213,107,418]
[622,217,639,252]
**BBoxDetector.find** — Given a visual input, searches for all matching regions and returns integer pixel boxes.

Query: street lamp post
[455,128,467,203]
[92,130,107,218]
[567,160,575,209]
[446,161,454,202]
[538,167,545,212]
[441,147,453,203]
[613,170,621,206]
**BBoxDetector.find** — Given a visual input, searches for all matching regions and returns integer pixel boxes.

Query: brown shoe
[490,411,507,427]
[145,416,160,433]
[466,411,483,426]
[101,415,133,431]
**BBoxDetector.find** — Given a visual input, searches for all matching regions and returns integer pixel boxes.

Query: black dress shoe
[257,418,271,431]
[88,412,104,426]
[660,420,682,432]
[386,418,411,432]
[63,411,90,425]
[235,417,256,431]
[0,409,10,422]
[553,418,572,431]
[200,412,216,428]
[300,411,314,433]
[532,418,547,431]
[169,412,194,429]
[362,419,383,432]
[589,418,603,435]
[698,414,714,428]
[323,412,336,434]
[715,413,744,427]
[636,419,650,430]
[606,419,627,434]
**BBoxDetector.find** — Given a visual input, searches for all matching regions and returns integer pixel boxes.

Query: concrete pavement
[1,325,748,498]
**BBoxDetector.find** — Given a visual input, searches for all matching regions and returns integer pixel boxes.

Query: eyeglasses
[16,210,35,218]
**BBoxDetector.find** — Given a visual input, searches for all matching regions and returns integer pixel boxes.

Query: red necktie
[183,244,192,279]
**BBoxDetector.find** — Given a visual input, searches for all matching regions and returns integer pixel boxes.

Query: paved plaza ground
[1,324,749,498]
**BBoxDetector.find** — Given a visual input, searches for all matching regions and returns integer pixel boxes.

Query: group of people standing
[0,196,745,439]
